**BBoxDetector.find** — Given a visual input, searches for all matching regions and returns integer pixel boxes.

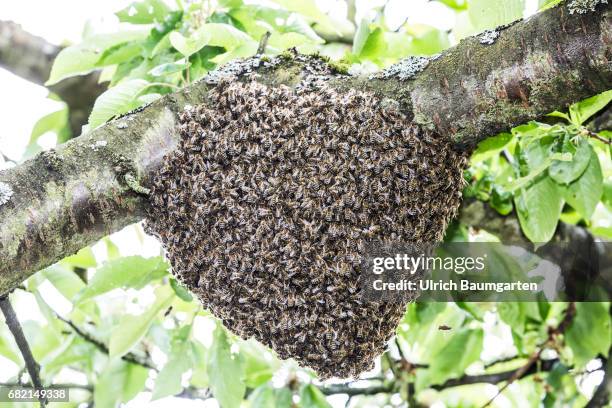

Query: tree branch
[0,20,105,136]
[0,295,47,407]
[56,314,156,370]
[321,358,561,396]
[323,304,577,400]
[0,2,610,295]
[458,199,612,301]
[0,382,93,392]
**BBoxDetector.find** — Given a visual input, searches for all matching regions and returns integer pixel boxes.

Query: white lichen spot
[116,122,128,129]
[184,104,194,111]
[90,140,108,151]
[348,62,379,77]
[0,182,14,206]
[568,0,607,13]
[479,29,500,45]
[370,56,431,80]
[203,55,286,85]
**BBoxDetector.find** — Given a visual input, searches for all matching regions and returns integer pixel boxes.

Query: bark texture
[0,20,105,136]
[355,3,612,149]
[0,2,610,295]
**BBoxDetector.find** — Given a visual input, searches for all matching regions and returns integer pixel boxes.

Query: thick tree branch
[0,20,105,136]
[0,2,610,295]
[0,295,47,407]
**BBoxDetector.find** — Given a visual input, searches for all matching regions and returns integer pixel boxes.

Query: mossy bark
[0,2,610,295]
[352,3,612,149]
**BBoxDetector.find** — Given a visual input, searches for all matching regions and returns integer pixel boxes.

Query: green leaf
[212,42,259,65]
[569,90,612,125]
[249,385,293,408]
[95,360,149,407]
[170,23,254,58]
[549,138,591,185]
[426,328,484,385]
[169,31,207,58]
[490,185,513,215]
[26,106,71,157]
[62,246,97,269]
[270,0,339,35]
[152,325,193,400]
[561,147,603,219]
[498,302,541,335]
[76,256,168,303]
[300,384,331,408]
[566,302,611,367]
[352,19,370,56]
[538,0,562,9]
[96,41,144,66]
[401,26,451,57]
[603,178,612,212]
[435,0,468,10]
[190,340,209,388]
[149,61,187,77]
[547,111,570,122]
[109,286,174,358]
[359,27,386,60]
[41,265,86,301]
[208,325,246,408]
[471,133,513,163]
[0,324,21,364]
[248,385,276,408]
[468,0,525,31]
[46,30,148,85]
[116,0,171,24]
[240,339,278,388]
[122,363,150,402]
[170,278,193,302]
[515,176,563,242]
[506,152,571,192]
[88,79,150,128]
[105,237,121,260]
[268,32,316,52]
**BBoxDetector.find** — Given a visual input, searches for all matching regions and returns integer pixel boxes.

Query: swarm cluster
[145,77,467,378]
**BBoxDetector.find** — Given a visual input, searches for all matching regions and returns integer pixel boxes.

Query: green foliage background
[1,0,611,407]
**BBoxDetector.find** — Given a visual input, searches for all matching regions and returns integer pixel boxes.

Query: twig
[321,359,561,397]
[0,382,93,392]
[0,295,47,407]
[256,31,271,55]
[0,151,16,166]
[320,382,394,396]
[480,302,576,408]
[56,314,156,370]
[585,129,612,145]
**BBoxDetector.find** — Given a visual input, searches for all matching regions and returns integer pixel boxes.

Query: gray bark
[0,2,610,295]
[0,20,105,136]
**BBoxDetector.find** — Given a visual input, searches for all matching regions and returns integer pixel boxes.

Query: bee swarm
[145,68,468,378]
